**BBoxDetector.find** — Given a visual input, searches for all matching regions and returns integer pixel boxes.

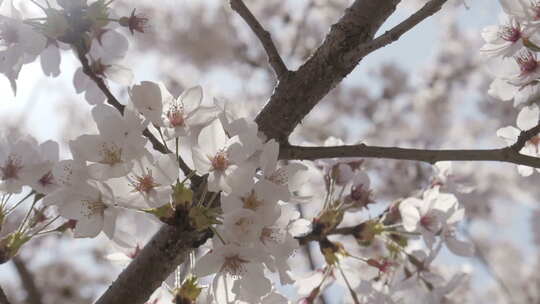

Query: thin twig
[288,0,315,58]
[463,227,515,303]
[355,0,448,58]
[0,286,11,304]
[12,256,43,304]
[279,143,540,169]
[297,205,328,304]
[230,0,289,79]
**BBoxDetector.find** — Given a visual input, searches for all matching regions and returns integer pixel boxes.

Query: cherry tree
[0,0,538,303]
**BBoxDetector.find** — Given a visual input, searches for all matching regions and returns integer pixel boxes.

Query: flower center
[221,254,249,277]
[0,155,23,181]
[167,105,185,127]
[516,51,538,75]
[131,170,159,194]
[99,143,123,166]
[419,213,438,232]
[500,25,521,42]
[38,171,55,187]
[211,151,229,171]
[81,197,107,218]
[241,191,263,211]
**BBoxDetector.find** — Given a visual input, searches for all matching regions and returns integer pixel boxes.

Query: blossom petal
[516,104,539,131]
[399,198,422,232]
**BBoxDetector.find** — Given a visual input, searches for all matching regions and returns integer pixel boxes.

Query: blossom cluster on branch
[0,0,537,304]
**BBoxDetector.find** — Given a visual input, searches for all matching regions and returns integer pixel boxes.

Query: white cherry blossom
[399,187,464,249]
[192,119,255,193]
[497,104,540,176]
[0,0,47,94]
[0,134,43,193]
[73,30,132,104]
[43,181,118,238]
[69,104,147,180]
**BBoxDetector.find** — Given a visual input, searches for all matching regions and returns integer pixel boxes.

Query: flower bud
[352,220,383,246]
[319,238,347,265]
[0,232,31,264]
[313,209,344,237]
[172,276,203,304]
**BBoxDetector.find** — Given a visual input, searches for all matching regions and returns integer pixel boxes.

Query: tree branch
[255,0,405,143]
[280,144,540,168]
[230,0,289,79]
[95,225,212,304]
[354,0,448,57]
[12,256,43,304]
[0,286,10,304]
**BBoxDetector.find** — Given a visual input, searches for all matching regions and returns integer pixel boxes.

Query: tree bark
[255,0,400,143]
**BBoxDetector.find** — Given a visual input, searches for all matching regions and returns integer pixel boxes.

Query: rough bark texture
[95,225,212,304]
[255,0,400,143]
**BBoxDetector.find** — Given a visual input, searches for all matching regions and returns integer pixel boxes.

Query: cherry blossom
[497,104,540,176]
[0,134,43,193]
[192,119,256,193]
[69,104,147,180]
[480,16,529,58]
[130,81,217,138]
[73,30,132,104]
[399,186,470,252]
[0,0,47,93]
[43,181,118,238]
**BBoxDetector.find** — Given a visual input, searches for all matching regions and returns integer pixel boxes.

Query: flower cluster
[0,1,481,303]
[481,0,540,176]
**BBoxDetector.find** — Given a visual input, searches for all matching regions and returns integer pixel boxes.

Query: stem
[16,194,39,234]
[30,215,60,238]
[210,226,226,245]
[29,0,46,11]
[337,262,360,304]
[6,191,34,215]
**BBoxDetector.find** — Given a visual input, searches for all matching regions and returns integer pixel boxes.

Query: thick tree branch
[95,225,212,304]
[12,256,43,304]
[354,0,448,57]
[255,0,445,143]
[230,0,289,79]
[280,144,540,168]
[0,286,10,304]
